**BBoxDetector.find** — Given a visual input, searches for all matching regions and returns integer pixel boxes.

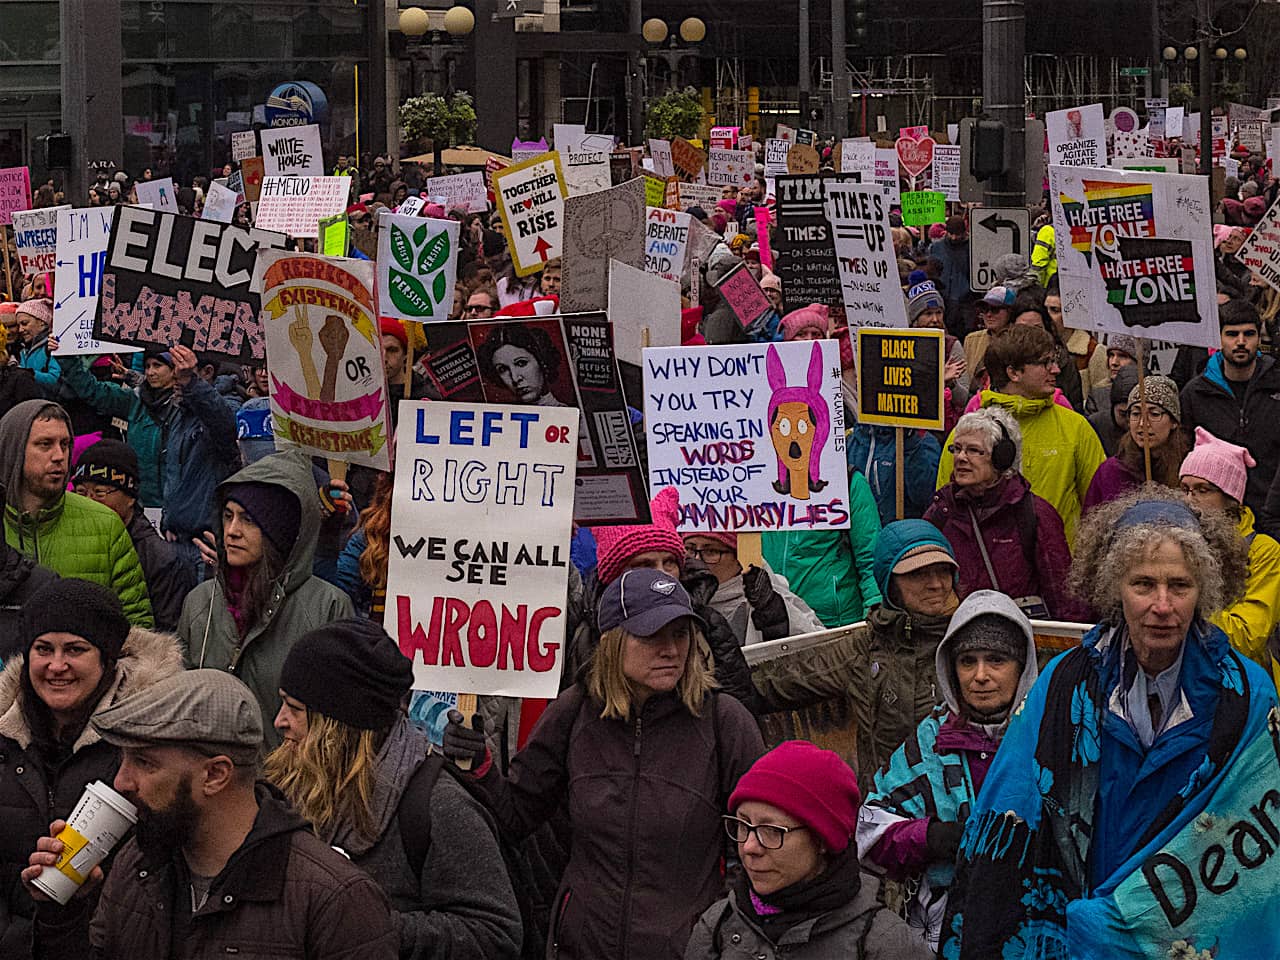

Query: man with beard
[1181,298,1280,532]
[23,669,396,958]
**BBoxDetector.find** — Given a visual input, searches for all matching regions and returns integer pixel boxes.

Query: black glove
[925,818,964,862]
[441,709,489,768]
[742,565,790,642]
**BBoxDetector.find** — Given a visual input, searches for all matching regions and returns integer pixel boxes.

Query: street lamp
[644,18,706,96]
[396,5,475,99]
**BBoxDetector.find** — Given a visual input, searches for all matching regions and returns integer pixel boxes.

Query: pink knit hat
[780,304,829,341]
[15,298,52,327]
[593,486,686,585]
[1179,426,1256,504]
[728,740,861,853]
[684,530,738,552]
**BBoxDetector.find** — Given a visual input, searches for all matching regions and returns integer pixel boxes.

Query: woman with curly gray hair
[940,485,1280,959]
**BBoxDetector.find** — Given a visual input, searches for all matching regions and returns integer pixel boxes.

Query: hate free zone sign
[855,328,945,430]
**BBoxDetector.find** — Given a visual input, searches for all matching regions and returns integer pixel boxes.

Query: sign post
[969,207,1032,292]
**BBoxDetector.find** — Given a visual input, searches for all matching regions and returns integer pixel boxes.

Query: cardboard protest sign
[1050,165,1218,349]
[425,172,488,213]
[648,139,675,178]
[707,148,754,187]
[873,148,902,204]
[240,157,265,203]
[559,178,646,312]
[511,137,549,163]
[1048,103,1107,167]
[383,400,578,697]
[712,261,772,328]
[644,206,691,282]
[231,130,256,162]
[786,144,821,174]
[932,145,961,201]
[13,206,65,275]
[765,139,791,178]
[900,190,945,226]
[260,124,324,177]
[840,140,876,181]
[855,328,944,429]
[0,167,31,224]
[318,213,349,257]
[1235,193,1280,291]
[135,177,178,214]
[643,339,849,533]
[53,207,138,355]
[671,137,707,182]
[254,176,350,238]
[396,196,426,218]
[257,250,391,469]
[773,174,859,308]
[94,207,289,361]
[377,211,460,322]
[554,124,613,196]
[201,180,238,223]
[664,181,720,212]
[823,181,909,329]
[608,260,681,367]
[492,152,567,277]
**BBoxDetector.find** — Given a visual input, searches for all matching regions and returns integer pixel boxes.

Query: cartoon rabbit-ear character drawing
[766,341,830,500]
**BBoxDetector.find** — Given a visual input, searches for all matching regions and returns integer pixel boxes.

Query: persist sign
[855,327,944,429]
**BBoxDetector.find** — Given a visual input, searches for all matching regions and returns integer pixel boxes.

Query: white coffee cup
[31,780,137,905]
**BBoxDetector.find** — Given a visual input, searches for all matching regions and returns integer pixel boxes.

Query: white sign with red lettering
[492,152,567,276]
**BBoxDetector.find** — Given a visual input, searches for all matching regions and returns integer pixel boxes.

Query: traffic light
[970,120,1007,181]
[852,0,868,46]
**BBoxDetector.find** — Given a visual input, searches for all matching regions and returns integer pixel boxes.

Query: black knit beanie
[73,439,141,499]
[949,613,1027,665]
[223,481,302,557]
[21,578,130,664]
[278,618,413,730]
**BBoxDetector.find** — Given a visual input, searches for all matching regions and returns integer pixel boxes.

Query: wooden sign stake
[454,692,478,771]
[895,426,906,519]
[1135,337,1152,482]
[737,532,764,570]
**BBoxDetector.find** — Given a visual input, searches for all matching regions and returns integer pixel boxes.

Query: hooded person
[176,449,354,747]
[755,520,960,787]
[0,400,152,627]
[1086,364,1141,457]
[0,579,182,957]
[856,591,1039,950]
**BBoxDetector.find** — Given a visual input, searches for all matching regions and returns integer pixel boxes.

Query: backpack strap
[398,752,447,879]
[1016,488,1039,573]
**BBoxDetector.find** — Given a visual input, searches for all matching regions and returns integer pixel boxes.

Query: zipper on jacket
[618,712,644,960]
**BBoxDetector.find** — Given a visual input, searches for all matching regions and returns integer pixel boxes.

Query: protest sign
[231,130,257,162]
[0,167,31,224]
[786,145,821,174]
[383,400,578,697]
[671,137,707,182]
[765,139,791,178]
[135,177,178,214]
[13,206,65,275]
[1050,164,1218,349]
[775,124,796,143]
[1235,193,1280,291]
[201,180,238,223]
[755,206,774,269]
[840,140,877,182]
[609,148,643,186]
[260,124,324,177]
[773,174,859,307]
[900,190,945,226]
[559,177,645,312]
[644,206,691,282]
[425,172,489,213]
[255,176,351,238]
[710,126,740,149]
[53,207,138,355]
[240,157,265,203]
[895,134,936,191]
[94,207,288,362]
[823,181,909,329]
[648,139,675,178]
[1165,106,1185,143]
[707,148,754,187]
[664,181,720,212]
[554,124,613,196]
[396,195,426,217]
[1048,104,1108,167]
[377,211,460,322]
[492,152,567,277]
[932,144,961,201]
[257,250,391,469]
[873,148,902,203]
[855,328,944,429]
[641,172,667,208]
[511,137,549,163]
[713,261,772,329]
[643,339,848,533]
[318,213,349,257]
[608,259,681,366]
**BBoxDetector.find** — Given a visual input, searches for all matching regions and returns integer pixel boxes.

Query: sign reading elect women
[383,401,579,698]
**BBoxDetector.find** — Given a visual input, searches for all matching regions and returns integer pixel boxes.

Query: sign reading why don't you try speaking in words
[643,340,849,534]
[384,401,579,698]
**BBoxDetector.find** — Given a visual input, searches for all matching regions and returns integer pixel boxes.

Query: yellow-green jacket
[1212,506,1280,693]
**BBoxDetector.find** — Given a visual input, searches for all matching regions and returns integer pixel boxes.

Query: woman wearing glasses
[1082,374,1188,514]
[687,740,927,960]
[681,531,823,645]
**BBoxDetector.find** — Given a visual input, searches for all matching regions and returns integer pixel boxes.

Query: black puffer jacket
[0,544,56,661]
[565,566,761,714]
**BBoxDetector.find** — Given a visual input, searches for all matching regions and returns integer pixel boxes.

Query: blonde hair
[263,712,381,843]
[587,623,717,721]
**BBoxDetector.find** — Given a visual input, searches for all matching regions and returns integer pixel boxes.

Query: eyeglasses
[685,545,731,563]
[1128,407,1169,421]
[722,815,807,850]
[1025,355,1059,368]
[465,303,495,316]
[947,443,989,459]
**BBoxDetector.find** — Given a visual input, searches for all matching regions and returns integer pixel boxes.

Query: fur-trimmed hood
[0,626,183,752]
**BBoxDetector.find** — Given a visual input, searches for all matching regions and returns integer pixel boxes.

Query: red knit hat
[379,316,408,349]
[593,486,686,585]
[495,295,560,318]
[728,740,861,853]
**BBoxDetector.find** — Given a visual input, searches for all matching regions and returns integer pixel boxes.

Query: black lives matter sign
[94,207,288,363]
[772,173,859,309]
[855,327,944,430]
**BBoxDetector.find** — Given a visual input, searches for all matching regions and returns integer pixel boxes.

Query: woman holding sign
[442,568,764,960]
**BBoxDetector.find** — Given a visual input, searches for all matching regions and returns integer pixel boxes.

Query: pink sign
[0,167,31,225]
[895,137,935,178]
[715,262,771,328]
[754,206,773,270]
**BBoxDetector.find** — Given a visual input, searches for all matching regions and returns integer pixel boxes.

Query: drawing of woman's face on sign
[471,319,574,408]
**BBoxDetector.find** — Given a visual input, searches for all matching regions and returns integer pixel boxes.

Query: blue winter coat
[848,424,941,526]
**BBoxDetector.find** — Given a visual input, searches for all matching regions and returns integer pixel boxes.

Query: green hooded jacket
[177,450,353,746]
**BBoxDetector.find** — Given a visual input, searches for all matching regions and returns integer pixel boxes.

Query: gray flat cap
[92,669,263,763]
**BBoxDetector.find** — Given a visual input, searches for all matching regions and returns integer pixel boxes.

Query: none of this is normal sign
[855,327,944,430]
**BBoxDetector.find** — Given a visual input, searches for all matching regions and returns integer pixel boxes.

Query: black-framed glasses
[722,815,807,850]
[685,545,730,563]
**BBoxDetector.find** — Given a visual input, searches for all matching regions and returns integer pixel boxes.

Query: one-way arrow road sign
[970,206,1031,293]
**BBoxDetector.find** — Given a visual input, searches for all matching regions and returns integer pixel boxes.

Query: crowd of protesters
[0,133,1278,960]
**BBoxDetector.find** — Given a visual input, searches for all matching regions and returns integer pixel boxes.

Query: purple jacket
[924,475,1091,621]
[1082,455,1143,515]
